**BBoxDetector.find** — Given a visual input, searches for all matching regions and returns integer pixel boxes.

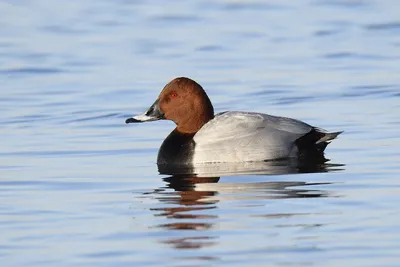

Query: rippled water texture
[1,0,400,266]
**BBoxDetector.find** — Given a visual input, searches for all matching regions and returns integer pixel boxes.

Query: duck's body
[157,111,341,165]
[126,77,342,166]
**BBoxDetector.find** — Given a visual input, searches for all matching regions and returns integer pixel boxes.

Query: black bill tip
[125,118,142,124]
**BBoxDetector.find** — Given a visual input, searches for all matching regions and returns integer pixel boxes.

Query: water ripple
[222,2,287,11]
[365,22,400,31]
[313,0,369,8]
[0,67,65,75]
[323,52,390,60]
[40,25,90,35]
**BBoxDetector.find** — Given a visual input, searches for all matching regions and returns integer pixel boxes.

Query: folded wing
[192,111,314,163]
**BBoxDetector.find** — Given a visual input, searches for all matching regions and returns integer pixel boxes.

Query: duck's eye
[170,92,178,98]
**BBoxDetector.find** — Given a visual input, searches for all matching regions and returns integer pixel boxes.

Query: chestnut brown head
[126,77,214,134]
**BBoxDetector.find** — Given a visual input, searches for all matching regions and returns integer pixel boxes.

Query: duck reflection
[148,159,343,250]
[158,156,342,177]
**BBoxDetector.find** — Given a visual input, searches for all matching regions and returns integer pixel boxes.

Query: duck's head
[126,77,214,134]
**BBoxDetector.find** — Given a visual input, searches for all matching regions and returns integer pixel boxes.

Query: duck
[125,77,342,166]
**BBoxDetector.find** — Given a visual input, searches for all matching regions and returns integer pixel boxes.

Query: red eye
[170,92,178,98]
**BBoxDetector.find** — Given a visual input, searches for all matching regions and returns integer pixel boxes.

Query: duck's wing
[192,111,314,162]
[194,111,312,142]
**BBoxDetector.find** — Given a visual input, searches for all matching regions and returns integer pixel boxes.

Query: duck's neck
[176,87,215,134]
[176,112,214,134]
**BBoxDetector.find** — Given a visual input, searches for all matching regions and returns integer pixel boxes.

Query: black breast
[157,129,195,166]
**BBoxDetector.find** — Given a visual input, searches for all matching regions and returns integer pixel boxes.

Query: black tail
[296,128,343,162]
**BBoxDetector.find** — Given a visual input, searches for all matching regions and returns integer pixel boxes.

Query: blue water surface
[1,0,400,266]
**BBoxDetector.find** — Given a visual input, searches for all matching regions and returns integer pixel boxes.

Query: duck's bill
[125,100,164,124]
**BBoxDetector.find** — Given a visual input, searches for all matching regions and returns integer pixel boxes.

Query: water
[1,0,400,266]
